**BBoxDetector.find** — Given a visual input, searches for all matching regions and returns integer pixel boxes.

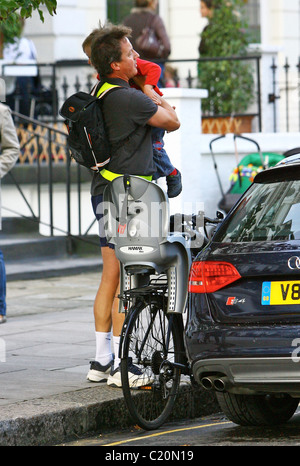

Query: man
[0,103,20,323]
[82,30,182,197]
[86,23,180,387]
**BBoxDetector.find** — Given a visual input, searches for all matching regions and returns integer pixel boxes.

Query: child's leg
[152,127,175,180]
[151,127,182,198]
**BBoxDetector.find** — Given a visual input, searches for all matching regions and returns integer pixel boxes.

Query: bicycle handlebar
[170,211,223,253]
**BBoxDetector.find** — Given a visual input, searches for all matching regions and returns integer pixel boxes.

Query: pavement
[0,269,219,446]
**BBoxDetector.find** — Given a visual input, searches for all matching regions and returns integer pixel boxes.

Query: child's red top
[96,58,163,96]
[134,58,163,96]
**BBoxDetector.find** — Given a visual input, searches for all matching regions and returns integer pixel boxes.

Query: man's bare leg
[87,247,122,382]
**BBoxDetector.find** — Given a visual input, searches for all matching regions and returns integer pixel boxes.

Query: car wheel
[216,392,299,426]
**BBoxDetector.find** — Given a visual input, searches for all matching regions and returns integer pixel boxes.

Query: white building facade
[23,1,300,65]
[4,0,300,223]
[21,0,300,134]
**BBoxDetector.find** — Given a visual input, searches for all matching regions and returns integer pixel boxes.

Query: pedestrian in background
[198,0,215,56]
[0,103,20,323]
[123,0,171,85]
[3,19,38,118]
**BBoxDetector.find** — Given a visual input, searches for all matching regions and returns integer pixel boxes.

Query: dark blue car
[186,156,300,426]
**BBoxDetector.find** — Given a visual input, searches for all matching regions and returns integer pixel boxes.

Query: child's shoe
[166,170,182,198]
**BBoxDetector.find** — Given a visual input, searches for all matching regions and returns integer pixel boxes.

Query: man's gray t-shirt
[91,78,158,196]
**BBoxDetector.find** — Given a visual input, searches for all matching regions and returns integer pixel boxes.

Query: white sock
[95,331,112,365]
[113,336,121,369]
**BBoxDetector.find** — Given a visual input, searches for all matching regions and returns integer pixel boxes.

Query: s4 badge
[226,297,246,305]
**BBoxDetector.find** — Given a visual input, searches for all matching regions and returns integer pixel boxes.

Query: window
[107,0,134,24]
[215,179,300,242]
[243,0,261,43]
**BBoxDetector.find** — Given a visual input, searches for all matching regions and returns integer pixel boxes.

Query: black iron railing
[2,55,262,129]
[269,56,300,133]
[5,111,96,240]
[7,54,300,133]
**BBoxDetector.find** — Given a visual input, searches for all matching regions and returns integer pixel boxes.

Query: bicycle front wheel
[120,299,185,430]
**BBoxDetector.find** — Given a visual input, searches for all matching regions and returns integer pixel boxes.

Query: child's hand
[144,85,162,105]
[132,76,162,105]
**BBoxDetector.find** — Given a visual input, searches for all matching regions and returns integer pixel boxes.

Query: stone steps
[0,217,102,281]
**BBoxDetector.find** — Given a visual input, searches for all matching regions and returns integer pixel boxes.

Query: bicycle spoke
[121,299,185,430]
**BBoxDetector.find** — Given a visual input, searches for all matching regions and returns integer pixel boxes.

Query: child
[82,33,182,198]
[164,65,179,88]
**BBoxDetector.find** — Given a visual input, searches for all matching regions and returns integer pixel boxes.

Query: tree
[198,0,254,116]
[0,0,57,57]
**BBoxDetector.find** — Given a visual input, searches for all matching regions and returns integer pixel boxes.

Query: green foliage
[0,0,56,54]
[198,0,254,115]
[0,0,57,28]
[108,0,133,24]
[0,14,23,45]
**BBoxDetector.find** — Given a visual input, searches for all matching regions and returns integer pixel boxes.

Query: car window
[215,180,300,242]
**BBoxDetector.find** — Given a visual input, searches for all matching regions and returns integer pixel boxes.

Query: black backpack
[59,86,120,172]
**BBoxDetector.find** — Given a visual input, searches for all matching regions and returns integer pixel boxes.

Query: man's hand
[147,97,180,132]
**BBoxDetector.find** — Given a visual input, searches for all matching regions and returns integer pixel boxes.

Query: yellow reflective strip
[100,169,121,181]
[96,82,120,97]
[100,169,152,182]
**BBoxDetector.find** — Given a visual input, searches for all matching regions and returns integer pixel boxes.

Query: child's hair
[82,29,99,52]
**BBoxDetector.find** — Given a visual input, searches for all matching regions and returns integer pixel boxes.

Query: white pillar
[158,88,208,215]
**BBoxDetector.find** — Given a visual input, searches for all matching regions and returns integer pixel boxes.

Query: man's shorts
[91,194,115,249]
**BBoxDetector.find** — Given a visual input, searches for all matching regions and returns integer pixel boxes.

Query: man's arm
[147,97,180,132]
[0,105,20,178]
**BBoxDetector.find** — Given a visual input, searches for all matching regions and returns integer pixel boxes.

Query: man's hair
[90,22,132,77]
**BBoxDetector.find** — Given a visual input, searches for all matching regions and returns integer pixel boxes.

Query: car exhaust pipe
[200,376,230,392]
[213,377,229,392]
[200,377,214,390]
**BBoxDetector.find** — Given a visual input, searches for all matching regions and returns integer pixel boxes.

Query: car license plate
[262,281,300,305]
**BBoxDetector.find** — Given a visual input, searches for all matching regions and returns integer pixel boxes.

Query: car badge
[288,256,300,270]
[226,297,246,305]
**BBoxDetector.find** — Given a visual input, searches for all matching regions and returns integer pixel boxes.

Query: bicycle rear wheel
[120,298,185,430]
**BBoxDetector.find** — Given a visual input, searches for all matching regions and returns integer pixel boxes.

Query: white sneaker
[107,360,154,388]
[107,366,122,388]
[87,360,113,383]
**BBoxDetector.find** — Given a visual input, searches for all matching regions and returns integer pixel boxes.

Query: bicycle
[103,174,221,430]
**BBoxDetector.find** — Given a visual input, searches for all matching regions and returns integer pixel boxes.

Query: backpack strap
[96,82,121,98]
[96,82,150,181]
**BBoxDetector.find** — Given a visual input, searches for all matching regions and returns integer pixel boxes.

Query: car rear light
[188,261,241,293]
